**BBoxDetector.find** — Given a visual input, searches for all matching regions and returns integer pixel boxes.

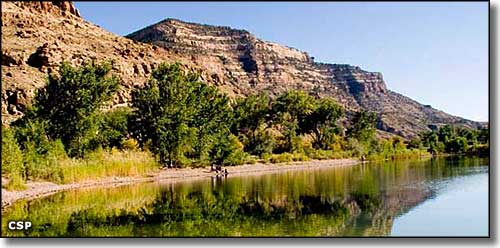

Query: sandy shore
[1,158,359,210]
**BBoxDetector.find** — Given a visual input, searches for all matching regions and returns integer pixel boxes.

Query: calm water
[1,156,489,237]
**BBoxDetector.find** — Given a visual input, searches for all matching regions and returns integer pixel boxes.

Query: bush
[241,130,276,156]
[273,135,308,154]
[269,153,294,164]
[5,173,26,190]
[97,107,132,149]
[23,139,67,183]
[305,149,348,160]
[345,138,366,157]
[209,134,251,166]
[2,128,25,189]
[223,149,252,166]
[291,152,310,162]
[1,128,24,178]
[122,138,139,151]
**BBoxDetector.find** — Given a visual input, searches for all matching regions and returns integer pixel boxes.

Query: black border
[0,0,492,240]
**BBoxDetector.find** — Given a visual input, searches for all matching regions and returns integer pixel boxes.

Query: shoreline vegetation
[2,61,489,207]
[1,158,360,209]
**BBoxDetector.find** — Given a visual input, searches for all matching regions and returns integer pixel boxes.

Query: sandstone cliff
[126,18,483,137]
[1,2,484,137]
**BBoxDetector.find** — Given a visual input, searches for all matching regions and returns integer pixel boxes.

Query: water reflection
[1,156,488,237]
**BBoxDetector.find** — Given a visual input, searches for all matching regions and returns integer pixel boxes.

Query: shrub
[5,173,26,190]
[1,128,24,178]
[269,153,294,164]
[345,138,366,157]
[97,107,132,149]
[2,128,25,189]
[23,139,67,183]
[209,134,251,166]
[122,138,139,151]
[223,149,251,166]
[240,130,276,156]
[291,152,310,162]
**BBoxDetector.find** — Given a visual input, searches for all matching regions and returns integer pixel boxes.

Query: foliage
[406,137,423,149]
[233,93,274,156]
[445,136,468,153]
[96,107,132,149]
[4,59,488,188]
[1,128,25,189]
[477,127,489,144]
[271,90,315,153]
[122,138,139,151]
[346,111,377,143]
[130,63,232,167]
[22,139,67,182]
[421,125,488,155]
[13,61,119,157]
[209,134,251,166]
[299,98,344,150]
[3,62,159,187]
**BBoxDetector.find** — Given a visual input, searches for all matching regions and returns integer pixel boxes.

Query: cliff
[126,18,483,137]
[1,2,484,137]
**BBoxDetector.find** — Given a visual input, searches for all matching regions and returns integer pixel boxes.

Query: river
[1,156,489,237]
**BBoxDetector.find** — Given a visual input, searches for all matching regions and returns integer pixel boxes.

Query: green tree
[96,107,132,149]
[208,134,248,166]
[347,111,377,143]
[13,61,119,157]
[272,90,315,152]
[437,125,454,144]
[233,93,274,156]
[407,137,423,149]
[299,98,344,150]
[446,137,468,153]
[130,63,232,168]
[189,83,232,163]
[457,127,478,146]
[477,127,489,144]
[422,131,444,154]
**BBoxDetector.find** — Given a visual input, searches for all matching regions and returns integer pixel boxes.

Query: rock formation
[1,1,485,137]
[127,18,484,137]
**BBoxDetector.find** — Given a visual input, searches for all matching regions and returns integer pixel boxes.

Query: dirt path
[1,158,359,210]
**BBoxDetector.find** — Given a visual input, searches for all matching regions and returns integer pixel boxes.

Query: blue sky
[74,2,489,122]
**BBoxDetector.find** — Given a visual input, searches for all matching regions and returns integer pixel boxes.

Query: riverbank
[1,158,359,209]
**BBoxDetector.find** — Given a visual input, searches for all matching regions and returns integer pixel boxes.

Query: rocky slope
[1,1,483,137]
[1,1,208,123]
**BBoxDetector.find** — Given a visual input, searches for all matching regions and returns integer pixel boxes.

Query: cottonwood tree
[130,63,232,168]
[13,61,119,157]
[232,93,274,156]
[346,110,377,143]
[272,90,315,152]
[299,98,344,150]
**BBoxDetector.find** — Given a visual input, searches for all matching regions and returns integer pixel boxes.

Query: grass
[260,152,310,164]
[4,174,27,190]
[366,148,429,161]
[305,149,352,160]
[57,149,159,184]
